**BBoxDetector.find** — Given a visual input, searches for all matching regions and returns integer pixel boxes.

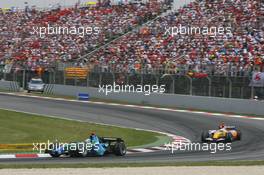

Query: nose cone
[212,132,221,139]
[212,134,218,139]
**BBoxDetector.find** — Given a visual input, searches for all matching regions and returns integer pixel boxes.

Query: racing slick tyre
[81,150,89,157]
[201,131,209,142]
[225,132,233,143]
[114,141,126,156]
[237,130,242,140]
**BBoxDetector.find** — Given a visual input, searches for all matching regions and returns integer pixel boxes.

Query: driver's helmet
[90,132,99,144]
[219,122,225,129]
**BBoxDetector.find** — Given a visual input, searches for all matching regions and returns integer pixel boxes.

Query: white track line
[0,155,16,159]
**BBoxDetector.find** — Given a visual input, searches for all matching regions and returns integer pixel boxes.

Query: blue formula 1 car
[44,134,126,157]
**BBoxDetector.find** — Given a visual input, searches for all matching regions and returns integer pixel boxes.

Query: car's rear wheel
[114,142,126,156]
[225,132,233,142]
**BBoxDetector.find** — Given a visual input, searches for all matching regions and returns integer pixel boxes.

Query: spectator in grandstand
[0,2,168,72]
[1,0,263,78]
[87,0,263,77]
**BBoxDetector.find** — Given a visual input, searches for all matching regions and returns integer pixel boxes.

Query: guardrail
[44,84,264,116]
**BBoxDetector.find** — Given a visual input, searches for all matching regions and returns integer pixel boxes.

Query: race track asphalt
[0,93,264,164]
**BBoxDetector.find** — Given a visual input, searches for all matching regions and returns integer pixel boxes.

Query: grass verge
[0,109,165,151]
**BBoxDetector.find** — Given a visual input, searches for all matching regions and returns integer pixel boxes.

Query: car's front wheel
[201,131,209,142]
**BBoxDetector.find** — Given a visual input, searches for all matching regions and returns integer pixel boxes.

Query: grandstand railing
[1,67,263,100]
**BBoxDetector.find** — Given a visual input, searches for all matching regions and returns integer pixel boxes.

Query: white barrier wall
[44,84,264,116]
[0,81,20,92]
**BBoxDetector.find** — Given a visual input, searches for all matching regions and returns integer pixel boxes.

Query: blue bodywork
[90,134,107,156]
[47,135,108,157]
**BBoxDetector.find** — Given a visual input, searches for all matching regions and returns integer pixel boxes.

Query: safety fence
[0,68,263,100]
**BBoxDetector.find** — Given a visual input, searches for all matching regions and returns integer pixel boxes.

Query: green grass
[0,160,264,169]
[0,109,164,147]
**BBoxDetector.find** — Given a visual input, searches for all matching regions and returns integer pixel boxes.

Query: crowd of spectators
[0,1,168,71]
[0,0,263,78]
[89,0,264,77]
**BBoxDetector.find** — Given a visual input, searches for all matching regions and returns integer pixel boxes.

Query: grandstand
[0,1,170,71]
[0,0,263,98]
[87,0,263,77]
